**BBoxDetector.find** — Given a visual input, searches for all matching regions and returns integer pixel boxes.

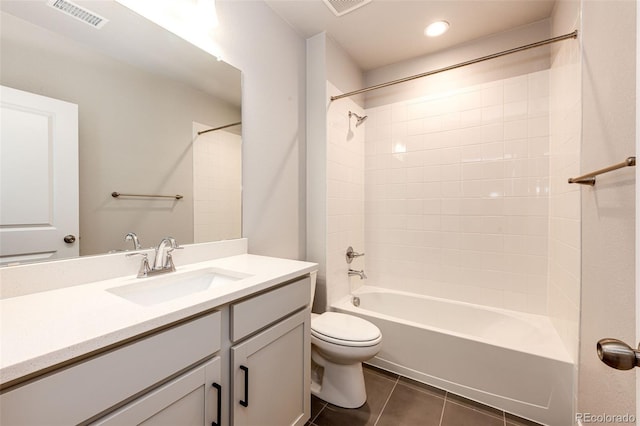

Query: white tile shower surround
[363,71,552,314]
[325,82,366,306]
[193,127,242,243]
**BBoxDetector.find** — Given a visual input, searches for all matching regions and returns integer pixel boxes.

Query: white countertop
[0,254,317,386]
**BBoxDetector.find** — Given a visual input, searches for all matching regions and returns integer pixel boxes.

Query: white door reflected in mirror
[0,85,79,264]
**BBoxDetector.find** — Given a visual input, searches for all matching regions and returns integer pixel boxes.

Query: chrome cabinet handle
[597,338,640,370]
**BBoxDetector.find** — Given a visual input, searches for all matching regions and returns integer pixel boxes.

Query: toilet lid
[311,312,381,343]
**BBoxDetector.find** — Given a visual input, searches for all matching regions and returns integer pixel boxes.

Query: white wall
[548,0,581,370]
[326,36,365,108]
[215,0,307,260]
[306,32,329,310]
[578,0,637,420]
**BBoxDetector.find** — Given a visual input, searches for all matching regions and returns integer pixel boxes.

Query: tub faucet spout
[348,268,367,279]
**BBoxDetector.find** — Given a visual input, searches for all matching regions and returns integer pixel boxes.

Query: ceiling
[264,0,556,71]
[0,0,241,107]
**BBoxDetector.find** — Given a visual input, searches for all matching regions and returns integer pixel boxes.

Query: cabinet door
[93,357,223,426]
[231,309,310,426]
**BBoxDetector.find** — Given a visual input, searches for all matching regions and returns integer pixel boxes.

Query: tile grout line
[443,392,509,425]
[309,400,327,425]
[373,375,399,426]
[438,392,448,426]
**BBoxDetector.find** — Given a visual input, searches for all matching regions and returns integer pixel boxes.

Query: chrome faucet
[153,237,180,271]
[127,237,181,278]
[348,268,367,279]
[124,232,141,250]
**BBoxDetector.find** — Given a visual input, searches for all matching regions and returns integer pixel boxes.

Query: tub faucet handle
[346,246,365,264]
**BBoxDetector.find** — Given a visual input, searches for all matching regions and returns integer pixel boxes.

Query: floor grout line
[443,392,509,425]
[312,367,534,426]
[309,400,326,425]
[373,375,399,426]
[438,392,448,426]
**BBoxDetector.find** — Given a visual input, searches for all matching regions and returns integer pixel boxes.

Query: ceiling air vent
[47,0,108,29]
[322,0,372,17]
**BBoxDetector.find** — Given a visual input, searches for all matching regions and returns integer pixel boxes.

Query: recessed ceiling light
[425,20,450,37]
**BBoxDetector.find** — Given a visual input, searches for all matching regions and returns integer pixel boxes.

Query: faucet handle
[165,241,183,256]
[126,252,151,278]
[346,246,365,264]
[164,251,177,271]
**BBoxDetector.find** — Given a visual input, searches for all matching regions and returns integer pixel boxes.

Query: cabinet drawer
[230,276,310,342]
[92,356,222,426]
[0,311,221,426]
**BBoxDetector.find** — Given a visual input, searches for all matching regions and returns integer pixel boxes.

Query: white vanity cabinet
[0,311,223,426]
[0,273,312,426]
[231,310,309,426]
[229,277,311,426]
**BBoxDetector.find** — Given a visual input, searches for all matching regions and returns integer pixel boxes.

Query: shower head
[349,111,368,127]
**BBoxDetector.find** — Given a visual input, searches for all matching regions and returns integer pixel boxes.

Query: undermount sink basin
[107,268,250,306]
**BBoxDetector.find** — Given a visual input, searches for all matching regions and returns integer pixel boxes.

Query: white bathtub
[332,286,574,426]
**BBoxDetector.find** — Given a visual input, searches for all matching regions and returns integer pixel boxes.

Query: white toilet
[309,272,382,408]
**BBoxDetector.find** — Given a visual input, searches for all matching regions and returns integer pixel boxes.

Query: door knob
[597,338,640,370]
[63,234,76,244]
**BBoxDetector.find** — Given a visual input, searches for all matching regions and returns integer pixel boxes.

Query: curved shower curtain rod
[330,30,578,102]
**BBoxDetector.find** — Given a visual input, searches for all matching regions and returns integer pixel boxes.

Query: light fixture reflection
[425,20,450,37]
[393,141,406,153]
[115,0,222,59]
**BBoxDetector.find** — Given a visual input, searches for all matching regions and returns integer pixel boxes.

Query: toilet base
[310,349,367,408]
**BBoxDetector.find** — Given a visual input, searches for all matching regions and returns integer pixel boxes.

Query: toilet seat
[311,312,382,347]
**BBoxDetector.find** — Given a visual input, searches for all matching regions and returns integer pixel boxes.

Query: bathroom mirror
[0,0,242,264]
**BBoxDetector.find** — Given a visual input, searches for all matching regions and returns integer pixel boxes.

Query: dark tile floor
[306,365,542,426]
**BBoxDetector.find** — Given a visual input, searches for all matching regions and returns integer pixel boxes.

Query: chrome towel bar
[111,192,183,200]
[568,157,636,186]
